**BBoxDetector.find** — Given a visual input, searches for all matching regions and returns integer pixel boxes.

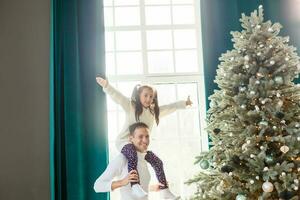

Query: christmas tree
[187,6,300,200]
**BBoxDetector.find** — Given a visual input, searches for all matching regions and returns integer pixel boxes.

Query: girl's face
[130,127,150,152]
[139,87,154,108]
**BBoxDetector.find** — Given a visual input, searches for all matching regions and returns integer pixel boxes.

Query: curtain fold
[50,0,109,199]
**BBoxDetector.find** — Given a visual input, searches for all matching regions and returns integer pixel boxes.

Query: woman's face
[139,87,154,108]
[130,127,150,153]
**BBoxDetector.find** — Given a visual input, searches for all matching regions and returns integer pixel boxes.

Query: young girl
[96,76,192,199]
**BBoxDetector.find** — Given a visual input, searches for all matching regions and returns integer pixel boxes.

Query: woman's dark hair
[131,84,160,125]
[129,122,149,135]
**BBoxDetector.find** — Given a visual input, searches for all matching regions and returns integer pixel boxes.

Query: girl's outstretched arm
[159,96,192,118]
[96,76,131,112]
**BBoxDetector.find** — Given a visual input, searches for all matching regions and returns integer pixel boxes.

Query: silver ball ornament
[262,181,274,193]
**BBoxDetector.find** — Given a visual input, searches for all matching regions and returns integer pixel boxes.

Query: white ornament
[263,167,269,171]
[275,76,283,84]
[280,145,289,153]
[242,143,248,150]
[250,91,255,95]
[255,80,260,84]
[256,176,260,180]
[257,52,262,56]
[294,186,298,191]
[295,123,300,128]
[259,44,264,48]
[259,5,263,9]
[256,72,263,77]
[244,55,250,61]
[285,57,290,61]
[276,93,281,97]
[247,140,251,144]
[255,105,260,111]
[250,154,255,158]
[273,126,277,130]
[256,25,261,29]
[229,172,233,176]
[236,194,247,200]
[250,180,254,184]
[270,60,275,65]
[281,172,286,176]
[245,64,249,69]
[229,133,233,137]
[260,146,264,150]
[268,27,273,32]
[240,87,246,92]
[262,181,274,193]
[294,179,299,184]
[297,137,300,141]
[230,57,235,61]
[277,163,280,166]
[241,104,246,109]
[277,100,283,108]
[259,121,268,126]
[269,45,273,48]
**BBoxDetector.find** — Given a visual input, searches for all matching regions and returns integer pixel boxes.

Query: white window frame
[103,0,208,151]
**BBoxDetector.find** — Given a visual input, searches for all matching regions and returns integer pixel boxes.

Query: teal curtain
[50,0,109,200]
[200,0,300,148]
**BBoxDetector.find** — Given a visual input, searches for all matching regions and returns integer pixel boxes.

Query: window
[103,0,208,199]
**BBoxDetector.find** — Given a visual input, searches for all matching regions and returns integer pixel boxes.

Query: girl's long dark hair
[131,84,160,125]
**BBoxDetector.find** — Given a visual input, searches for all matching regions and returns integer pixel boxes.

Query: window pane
[176,83,197,105]
[149,83,201,199]
[105,52,116,75]
[115,7,140,26]
[145,6,171,25]
[155,84,176,105]
[114,0,139,6]
[116,52,143,75]
[107,111,119,141]
[172,0,193,4]
[104,32,114,51]
[178,139,201,198]
[145,0,170,5]
[115,31,141,51]
[103,0,113,6]
[174,29,196,49]
[148,51,174,73]
[146,30,173,50]
[104,7,114,26]
[117,81,140,98]
[173,5,195,24]
[175,50,198,72]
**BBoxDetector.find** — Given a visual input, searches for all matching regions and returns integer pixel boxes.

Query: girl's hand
[96,76,108,88]
[186,95,193,106]
[149,183,165,192]
[121,170,139,186]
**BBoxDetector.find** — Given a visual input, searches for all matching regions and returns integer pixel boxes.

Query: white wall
[0,0,50,199]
